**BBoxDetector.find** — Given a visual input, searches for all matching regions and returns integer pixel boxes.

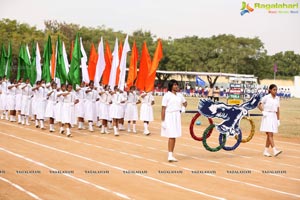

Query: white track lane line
[0,176,43,200]
[0,147,131,200]
[0,132,225,200]
[1,130,300,199]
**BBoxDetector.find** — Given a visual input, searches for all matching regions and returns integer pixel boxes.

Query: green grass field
[151,96,300,138]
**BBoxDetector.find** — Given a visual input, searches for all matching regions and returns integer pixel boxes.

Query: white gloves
[181,106,186,113]
[162,121,167,129]
[277,120,280,127]
[262,111,267,117]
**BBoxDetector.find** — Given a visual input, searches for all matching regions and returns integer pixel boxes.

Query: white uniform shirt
[261,94,280,112]
[162,91,186,112]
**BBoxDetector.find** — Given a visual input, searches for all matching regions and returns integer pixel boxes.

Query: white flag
[80,37,90,84]
[118,35,130,90]
[36,42,42,82]
[94,37,105,87]
[108,38,119,90]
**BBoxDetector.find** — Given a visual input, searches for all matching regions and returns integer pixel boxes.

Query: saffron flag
[136,42,151,91]
[102,42,112,86]
[69,40,74,61]
[5,42,12,79]
[118,35,130,90]
[51,44,56,80]
[80,37,89,84]
[108,38,119,90]
[42,35,52,83]
[68,33,82,87]
[87,43,98,82]
[145,39,163,92]
[115,40,123,87]
[126,40,138,89]
[94,37,105,87]
[0,44,7,77]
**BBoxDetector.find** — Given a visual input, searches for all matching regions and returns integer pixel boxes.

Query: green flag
[17,44,31,81]
[42,35,52,83]
[0,44,7,77]
[5,42,12,79]
[68,33,82,86]
[55,36,68,84]
[30,41,37,85]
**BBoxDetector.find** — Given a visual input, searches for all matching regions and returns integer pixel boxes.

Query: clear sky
[1,0,299,55]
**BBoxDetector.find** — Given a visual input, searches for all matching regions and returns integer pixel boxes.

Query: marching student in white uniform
[124,86,140,133]
[75,82,86,130]
[32,80,47,129]
[84,81,98,132]
[98,85,112,134]
[31,81,39,127]
[110,86,126,136]
[61,84,79,137]
[15,79,23,123]
[45,82,57,132]
[258,84,282,157]
[7,79,19,122]
[20,78,32,125]
[0,76,9,120]
[140,91,155,135]
[95,83,104,128]
[56,84,66,134]
[161,79,187,162]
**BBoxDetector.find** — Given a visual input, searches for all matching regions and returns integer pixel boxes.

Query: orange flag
[69,40,74,61]
[87,43,98,81]
[115,41,123,86]
[101,42,112,85]
[145,39,163,92]
[126,41,138,89]
[51,44,56,79]
[136,42,151,91]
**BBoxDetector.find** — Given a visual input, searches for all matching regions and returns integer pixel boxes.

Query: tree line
[0,18,299,84]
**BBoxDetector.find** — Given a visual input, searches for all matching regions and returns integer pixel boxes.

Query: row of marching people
[0,76,155,137]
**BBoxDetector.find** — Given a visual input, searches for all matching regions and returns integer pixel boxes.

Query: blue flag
[196,76,205,86]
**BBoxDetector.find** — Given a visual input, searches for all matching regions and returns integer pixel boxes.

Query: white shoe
[59,128,65,134]
[263,151,272,157]
[168,156,178,162]
[26,122,30,126]
[67,132,72,137]
[105,130,110,134]
[114,132,119,136]
[133,129,137,133]
[144,130,150,136]
[274,150,282,157]
[100,129,105,134]
[127,129,131,132]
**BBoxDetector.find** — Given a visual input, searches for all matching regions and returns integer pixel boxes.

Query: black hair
[268,84,277,93]
[168,79,178,92]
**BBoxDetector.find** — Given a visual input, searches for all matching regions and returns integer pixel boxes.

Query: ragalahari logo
[241,1,254,15]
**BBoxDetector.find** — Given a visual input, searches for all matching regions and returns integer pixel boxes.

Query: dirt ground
[0,116,299,200]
